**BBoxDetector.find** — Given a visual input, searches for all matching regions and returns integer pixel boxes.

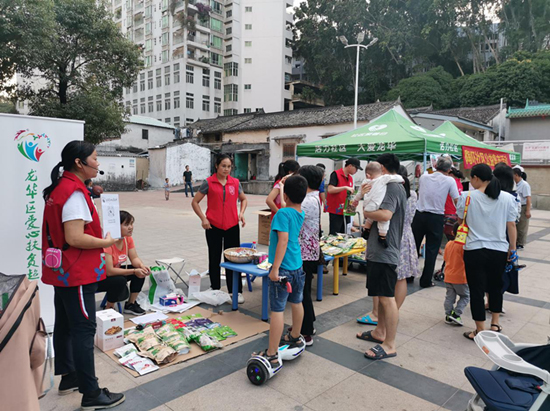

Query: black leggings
[206,224,242,293]
[54,283,99,395]
[301,261,317,336]
[96,270,145,303]
[464,248,507,322]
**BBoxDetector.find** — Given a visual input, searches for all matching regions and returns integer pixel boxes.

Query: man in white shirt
[412,156,460,288]
[513,167,532,248]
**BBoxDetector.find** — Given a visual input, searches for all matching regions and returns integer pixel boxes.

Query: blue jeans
[185,182,194,197]
[268,268,305,312]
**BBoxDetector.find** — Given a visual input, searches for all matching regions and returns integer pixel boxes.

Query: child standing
[443,223,470,326]
[254,175,308,367]
[164,178,170,200]
[355,162,403,247]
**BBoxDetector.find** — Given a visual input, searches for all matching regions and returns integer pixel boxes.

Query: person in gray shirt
[412,156,459,288]
[357,154,406,361]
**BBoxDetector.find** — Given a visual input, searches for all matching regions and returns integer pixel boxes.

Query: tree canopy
[1,0,142,144]
[293,0,550,109]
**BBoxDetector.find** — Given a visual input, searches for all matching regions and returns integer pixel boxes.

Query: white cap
[512,165,524,172]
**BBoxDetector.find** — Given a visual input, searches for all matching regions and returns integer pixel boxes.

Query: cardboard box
[256,209,271,246]
[95,309,124,352]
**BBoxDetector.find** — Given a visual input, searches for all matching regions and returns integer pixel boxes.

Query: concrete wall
[221,142,270,180]
[523,165,550,195]
[223,129,269,144]
[95,155,137,191]
[97,123,175,151]
[165,143,211,187]
[136,157,149,187]
[508,117,550,141]
[148,147,167,189]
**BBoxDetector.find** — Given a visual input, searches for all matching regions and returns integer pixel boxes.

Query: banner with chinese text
[0,113,84,331]
[462,146,511,169]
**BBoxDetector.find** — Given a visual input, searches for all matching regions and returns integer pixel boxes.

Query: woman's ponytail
[275,162,286,181]
[43,162,63,200]
[485,175,501,200]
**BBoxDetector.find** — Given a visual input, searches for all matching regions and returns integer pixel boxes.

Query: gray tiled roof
[190,101,398,133]
[426,104,501,124]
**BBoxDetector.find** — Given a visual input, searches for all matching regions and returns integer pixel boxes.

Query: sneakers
[304,335,313,346]
[124,302,146,316]
[445,311,464,326]
[58,372,79,395]
[230,293,245,304]
[81,388,125,410]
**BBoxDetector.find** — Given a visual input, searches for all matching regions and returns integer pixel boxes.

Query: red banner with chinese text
[462,146,511,169]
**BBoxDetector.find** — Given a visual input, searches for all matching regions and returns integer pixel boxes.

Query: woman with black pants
[457,164,518,340]
[42,141,125,409]
[192,155,248,303]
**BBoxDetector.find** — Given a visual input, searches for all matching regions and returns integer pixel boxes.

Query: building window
[156,99,162,111]
[244,58,252,64]
[202,95,210,112]
[186,71,194,83]
[226,10,232,18]
[223,84,238,102]
[244,84,251,90]
[185,118,194,125]
[126,87,130,94]
[140,81,145,91]
[165,73,170,85]
[161,50,169,63]
[226,27,232,35]
[133,105,138,114]
[245,41,252,47]
[140,103,145,113]
[148,101,154,112]
[174,71,180,83]
[165,118,171,124]
[165,99,170,110]
[132,82,138,93]
[161,15,168,28]
[214,101,221,114]
[214,77,221,90]
[285,55,292,64]
[161,32,169,46]
[226,44,232,52]
[174,116,180,128]
[156,75,162,87]
[210,17,223,33]
[210,52,222,66]
[211,0,222,14]
[147,78,153,89]
[186,93,194,109]
[142,129,149,140]
[224,62,238,77]
[174,97,180,108]
[202,69,210,87]
[245,24,252,30]
[244,108,252,113]
[245,6,252,12]
[282,143,296,161]
[224,109,238,116]
[211,35,223,49]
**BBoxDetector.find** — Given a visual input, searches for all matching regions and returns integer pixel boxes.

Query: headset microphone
[82,160,105,175]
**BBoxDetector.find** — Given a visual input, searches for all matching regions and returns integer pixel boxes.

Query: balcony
[173,46,185,60]
[188,34,210,50]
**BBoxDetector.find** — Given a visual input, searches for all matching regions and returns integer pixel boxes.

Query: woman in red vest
[42,141,125,409]
[192,154,248,303]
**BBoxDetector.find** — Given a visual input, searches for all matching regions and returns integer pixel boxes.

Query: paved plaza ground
[40,188,550,411]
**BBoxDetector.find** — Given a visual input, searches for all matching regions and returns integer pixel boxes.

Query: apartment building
[113,0,293,128]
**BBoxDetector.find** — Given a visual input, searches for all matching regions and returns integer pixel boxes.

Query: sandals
[364,344,396,360]
[356,331,384,344]
[357,315,378,325]
[490,324,502,332]
[280,331,303,348]
[253,349,281,367]
[463,330,478,341]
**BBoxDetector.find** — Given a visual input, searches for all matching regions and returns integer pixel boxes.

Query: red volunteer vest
[41,172,105,287]
[205,174,240,230]
[326,168,353,215]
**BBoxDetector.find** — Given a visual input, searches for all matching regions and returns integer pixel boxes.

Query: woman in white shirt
[457,164,518,341]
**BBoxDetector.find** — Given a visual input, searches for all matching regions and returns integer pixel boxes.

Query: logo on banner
[368,124,387,131]
[14,129,51,162]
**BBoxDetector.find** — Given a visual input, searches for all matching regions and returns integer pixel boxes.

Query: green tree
[386,75,446,109]
[14,0,142,143]
[500,0,550,55]
[0,0,54,93]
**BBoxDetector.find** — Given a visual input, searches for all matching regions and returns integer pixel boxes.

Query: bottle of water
[252,241,257,250]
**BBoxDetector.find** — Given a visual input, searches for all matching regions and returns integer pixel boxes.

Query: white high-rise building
[113,0,293,128]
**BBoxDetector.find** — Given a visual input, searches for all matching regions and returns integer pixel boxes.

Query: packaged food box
[159,294,184,306]
[95,309,124,352]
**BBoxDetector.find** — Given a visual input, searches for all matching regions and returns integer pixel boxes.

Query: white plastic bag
[193,289,231,306]
[148,267,177,304]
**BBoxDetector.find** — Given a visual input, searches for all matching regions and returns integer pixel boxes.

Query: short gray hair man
[435,156,453,173]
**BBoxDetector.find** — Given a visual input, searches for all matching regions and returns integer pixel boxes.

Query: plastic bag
[193,289,231,306]
[148,266,177,304]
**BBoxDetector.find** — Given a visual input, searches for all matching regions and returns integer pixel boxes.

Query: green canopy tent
[296,108,520,166]
[433,121,521,164]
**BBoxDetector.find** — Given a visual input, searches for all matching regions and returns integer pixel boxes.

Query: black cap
[345,158,363,170]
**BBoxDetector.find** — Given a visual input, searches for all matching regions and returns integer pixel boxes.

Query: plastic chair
[240,242,256,292]
[99,293,123,313]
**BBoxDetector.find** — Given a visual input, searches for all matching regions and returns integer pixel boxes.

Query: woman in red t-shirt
[266,160,300,219]
[96,210,151,315]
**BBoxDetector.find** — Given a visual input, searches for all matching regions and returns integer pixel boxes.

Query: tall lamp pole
[339,34,378,130]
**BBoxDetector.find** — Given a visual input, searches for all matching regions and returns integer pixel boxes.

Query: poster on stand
[0,113,85,332]
[100,194,121,239]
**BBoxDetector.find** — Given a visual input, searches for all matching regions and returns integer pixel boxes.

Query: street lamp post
[339,34,378,130]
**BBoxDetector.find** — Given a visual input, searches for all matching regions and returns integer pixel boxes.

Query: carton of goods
[159,293,185,306]
[256,209,271,246]
[96,309,125,352]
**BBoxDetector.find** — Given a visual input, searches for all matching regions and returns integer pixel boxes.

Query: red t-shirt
[104,237,135,268]
[444,178,463,215]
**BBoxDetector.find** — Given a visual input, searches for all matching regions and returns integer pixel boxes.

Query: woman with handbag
[295,165,325,346]
[457,164,518,341]
[97,210,151,316]
[41,141,125,409]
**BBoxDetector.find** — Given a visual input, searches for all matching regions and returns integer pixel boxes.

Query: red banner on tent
[462,146,511,169]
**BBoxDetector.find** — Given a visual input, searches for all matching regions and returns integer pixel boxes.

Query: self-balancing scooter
[246,277,306,386]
